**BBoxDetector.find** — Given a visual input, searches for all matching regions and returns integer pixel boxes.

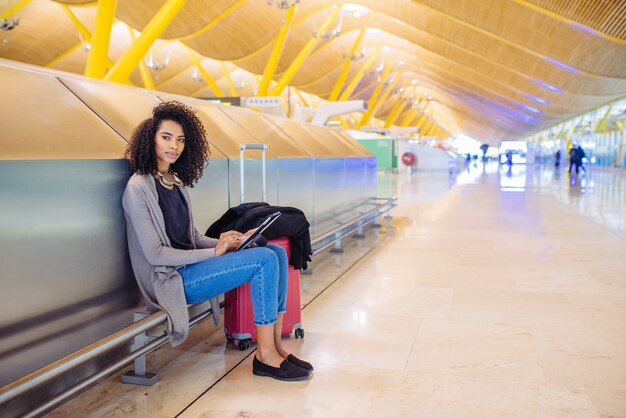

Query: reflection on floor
[48,162,626,417]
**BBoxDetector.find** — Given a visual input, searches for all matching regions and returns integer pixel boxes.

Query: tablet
[235,211,282,251]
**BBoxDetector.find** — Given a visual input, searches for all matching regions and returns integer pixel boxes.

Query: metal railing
[311,197,396,255]
[0,196,396,416]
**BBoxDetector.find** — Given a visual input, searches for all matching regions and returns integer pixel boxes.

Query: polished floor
[48,162,626,418]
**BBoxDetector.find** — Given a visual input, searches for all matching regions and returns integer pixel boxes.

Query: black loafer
[253,356,310,381]
[287,354,314,372]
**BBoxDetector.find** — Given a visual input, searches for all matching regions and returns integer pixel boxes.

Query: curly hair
[125,101,210,186]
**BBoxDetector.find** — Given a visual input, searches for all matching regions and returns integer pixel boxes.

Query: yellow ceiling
[1,0,625,143]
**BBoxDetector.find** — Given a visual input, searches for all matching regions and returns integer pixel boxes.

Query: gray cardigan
[122,173,219,346]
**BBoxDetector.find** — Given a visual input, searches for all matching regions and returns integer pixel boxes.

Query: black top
[155,179,193,250]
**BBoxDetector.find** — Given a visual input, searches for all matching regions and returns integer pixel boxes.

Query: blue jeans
[178,244,288,326]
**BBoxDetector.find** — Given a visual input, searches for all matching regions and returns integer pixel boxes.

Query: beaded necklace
[155,171,182,190]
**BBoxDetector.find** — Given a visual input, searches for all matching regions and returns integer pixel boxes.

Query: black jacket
[205,202,312,270]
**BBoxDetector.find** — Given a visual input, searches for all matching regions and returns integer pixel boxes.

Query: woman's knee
[250,247,279,270]
[266,243,288,263]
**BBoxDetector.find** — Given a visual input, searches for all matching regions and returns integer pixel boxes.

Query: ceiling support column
[84,0,116,79]
[185,47,225,97]
[0,0,32,19]
[595,104,613,133]
[220,62,237,96]
[358,62,393,127]
[105,0,185,83]
[384,99,410,129]
[400,97,425,127]
[357,71,402,128]
[80,0,117,79]
[128,27,155,90]
[54,5,115,69]
[418,119,433,136]
[337,47,380,101]
[257,4,296,96]
[270,5,341,96]
[384,80,413,128]
[328,28,365,101]
[413,101,431,128]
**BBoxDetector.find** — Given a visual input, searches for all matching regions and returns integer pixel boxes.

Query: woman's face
[154,119,185,173]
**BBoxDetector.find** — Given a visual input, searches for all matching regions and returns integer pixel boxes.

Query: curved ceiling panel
[529,0,626,39]
[1,0,625,143]
[414,0,626,77]
[181,3,286,60]
[113,0,238,39]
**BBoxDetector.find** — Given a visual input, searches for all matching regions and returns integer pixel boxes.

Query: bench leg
[330,232,343,253]
[385,210,393,230]
[353,223,365,239]
[122,312,159,386]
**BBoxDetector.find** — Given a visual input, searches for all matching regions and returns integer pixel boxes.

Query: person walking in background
[576,145,586,173]
[554,149,561,168]
[568,146,579,174]
[505,150,513,166]
[569,145,586,174]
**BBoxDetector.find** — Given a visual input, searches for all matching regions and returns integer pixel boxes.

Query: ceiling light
[266,0,299,9]
[0,0,20,31]
[191,67,204,83]
[544,57,579,74]
[312,15,342,41]
[145,52,170,71]
[340,4,369,18]
[532,78,561,92]
[525,94,550,105]
[520,104,542,114]
[342,48,365,61]
[569,21,601,36]
[0,18,19,31]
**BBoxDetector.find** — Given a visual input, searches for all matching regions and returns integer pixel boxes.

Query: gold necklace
[156,171,182,190]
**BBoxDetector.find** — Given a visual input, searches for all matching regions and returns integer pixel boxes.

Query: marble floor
[48,162,626,418]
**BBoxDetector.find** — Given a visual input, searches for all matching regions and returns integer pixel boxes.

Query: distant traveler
[122,101,312,381]
[576,145,586,173]
[554,149,561,167]
[568,145,585,174]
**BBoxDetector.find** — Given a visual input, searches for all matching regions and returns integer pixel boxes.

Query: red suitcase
[223,237,304,350]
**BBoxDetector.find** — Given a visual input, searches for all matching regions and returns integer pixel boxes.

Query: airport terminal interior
[0,1,625,417]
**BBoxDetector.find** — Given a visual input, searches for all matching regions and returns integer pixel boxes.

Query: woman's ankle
[274,345,290,359]
[255,350,284,367]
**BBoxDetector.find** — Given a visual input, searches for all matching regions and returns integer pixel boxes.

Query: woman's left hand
[215,230,244,256]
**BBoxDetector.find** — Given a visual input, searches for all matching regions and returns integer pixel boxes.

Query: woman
[122,101,312,381]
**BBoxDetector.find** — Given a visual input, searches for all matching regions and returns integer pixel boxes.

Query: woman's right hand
[214,230,244,256]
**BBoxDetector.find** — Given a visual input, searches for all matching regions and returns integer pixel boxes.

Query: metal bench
[0,196,396,416]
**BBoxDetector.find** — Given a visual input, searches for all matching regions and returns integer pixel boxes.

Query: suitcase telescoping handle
[239,143,268,204]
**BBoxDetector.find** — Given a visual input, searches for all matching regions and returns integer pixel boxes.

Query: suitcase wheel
[294,328,304,339]
[237,339,250,351]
